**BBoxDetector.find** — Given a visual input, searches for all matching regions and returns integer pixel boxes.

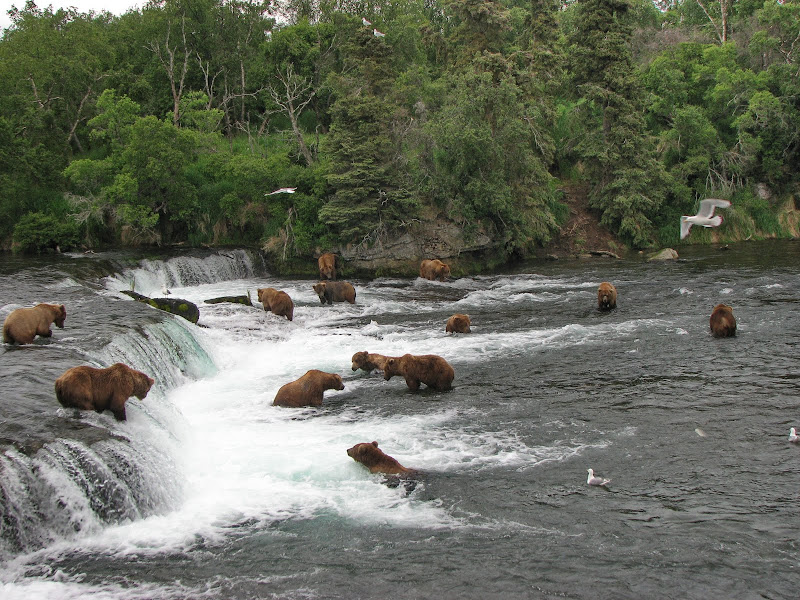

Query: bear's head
[330,373,345,391]
[347,441,387,467]
[383,357,401,380]
[54,304,67,328]
[257,288,268,303]
[439,263,451,279]
[351,351,368,371]
[132,370,155,399]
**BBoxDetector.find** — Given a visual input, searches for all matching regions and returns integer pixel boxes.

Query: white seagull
[266,187,296,195]
[789,427,799,443]
[362,17,372,27]
[373,29,386,38]
[587,468,611,487]
[680,198,731,240]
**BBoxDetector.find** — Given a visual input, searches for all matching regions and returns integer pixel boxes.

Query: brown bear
[446,314,471,333]
[312,281,356,305]
[54,362,155,421]
[256,287,294,321]
[383,353,455,391]
[710,303,736,338]
[419,259,451,282]
[273,369,345,407]
[318,253,338,280]
[347,441,413,475]
[3,303,67,344]
[351,351,392,373]
[597,282,617,310]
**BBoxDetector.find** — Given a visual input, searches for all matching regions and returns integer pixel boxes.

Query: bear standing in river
[273,369,345,407]
[419,259,451,282]
[347,441,413,475]
[312,281,356,304]
[55,363,155,421]
[446,314,471,333]
[318,253,338,280]
[3,303,66,344]
[710,303,736,337]
[257,287,294,321]
[383,353,454,391]
[597,282,617,310]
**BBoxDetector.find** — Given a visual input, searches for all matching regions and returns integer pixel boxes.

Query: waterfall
[0,313,216,560]
[104,249,268,296]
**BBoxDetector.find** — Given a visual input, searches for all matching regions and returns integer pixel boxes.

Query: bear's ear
[371,441,379,447]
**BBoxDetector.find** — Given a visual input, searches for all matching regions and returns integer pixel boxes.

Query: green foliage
[0,0,798,260]
[12,212,80,254]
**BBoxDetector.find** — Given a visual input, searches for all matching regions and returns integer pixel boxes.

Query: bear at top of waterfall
[318,253,338,280]
[597,282,617,311]
[351,351,393,373]
[256,287,294,321]
[54,363,155,421]
[3,303,66,345]
[347,441,414,475]
[710,303,736,338]
[419,259,451,282]
[446,314,471,333]
[273,369,345,407]
[312,280,356,305]
[383,353,454,392]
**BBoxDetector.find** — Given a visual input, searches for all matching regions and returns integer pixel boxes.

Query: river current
[0,242,798,599]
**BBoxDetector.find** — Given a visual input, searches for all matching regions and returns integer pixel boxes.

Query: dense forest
[0,0,797,262]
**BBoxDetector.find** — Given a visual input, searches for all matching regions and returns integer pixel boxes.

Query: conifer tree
[569,0,669,247]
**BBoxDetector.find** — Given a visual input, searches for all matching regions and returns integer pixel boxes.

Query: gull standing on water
[680,198,731,240]
[789,427,799,443]
[587,468,612,487]
[266,187,296,195]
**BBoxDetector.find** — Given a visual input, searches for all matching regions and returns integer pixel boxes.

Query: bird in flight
[680,198,731,240]
[266,187,296,195]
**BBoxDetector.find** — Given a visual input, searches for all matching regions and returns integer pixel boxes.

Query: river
[0,242,798,599]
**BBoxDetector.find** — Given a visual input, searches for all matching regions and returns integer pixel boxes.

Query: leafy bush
[12,212,80,254]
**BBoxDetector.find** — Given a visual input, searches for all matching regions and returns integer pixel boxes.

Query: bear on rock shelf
[3,303,66,344]
[54,363,155,421]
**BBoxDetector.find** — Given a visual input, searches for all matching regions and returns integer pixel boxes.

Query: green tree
[569,0,669,247]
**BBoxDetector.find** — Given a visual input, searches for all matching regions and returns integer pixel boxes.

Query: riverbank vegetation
[0,0,797,259]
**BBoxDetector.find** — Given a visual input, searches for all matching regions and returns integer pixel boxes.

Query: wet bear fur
[351,351,392,373]
[347,441,413,475]
[312,281,356,304]
[419,259,451,282]
[54,363,155,421]
[257,287,294,321]
[383,353,455,391]
[318,253,338,280]
[446,314,471,333]
[273,369,345,407]
[710,303,736,338]
[3,303,66,344]
[597,282,617,310]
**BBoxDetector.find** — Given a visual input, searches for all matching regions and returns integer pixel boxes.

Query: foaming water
[3,243,800,599]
